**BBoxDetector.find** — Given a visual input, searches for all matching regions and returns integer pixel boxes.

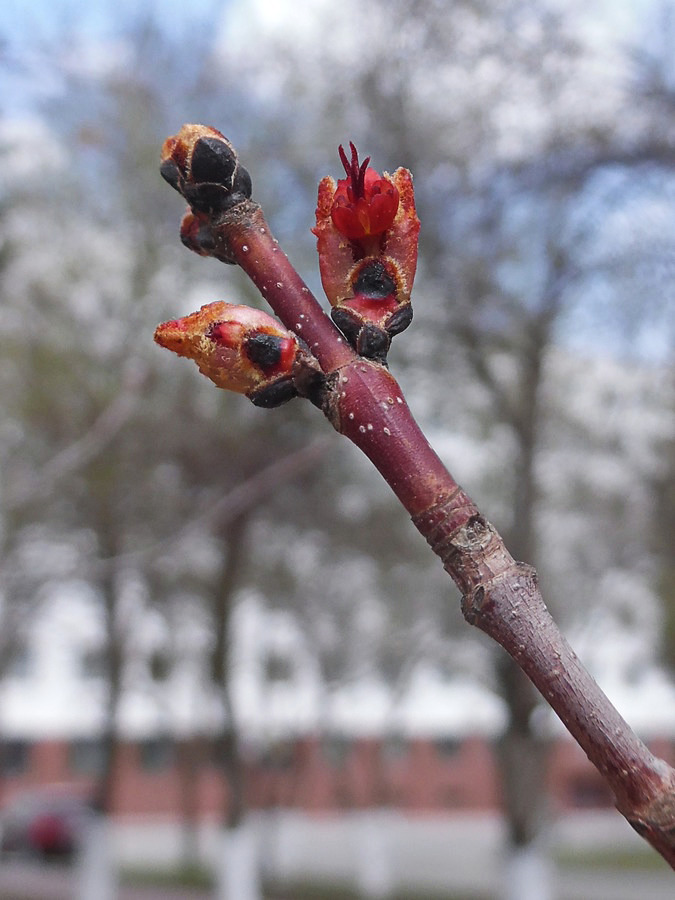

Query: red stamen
[338,142,371,201]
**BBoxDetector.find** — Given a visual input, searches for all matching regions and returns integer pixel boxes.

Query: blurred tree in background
[0,1,673,898]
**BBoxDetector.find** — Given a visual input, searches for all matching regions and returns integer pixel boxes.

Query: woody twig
[155,124,675,866]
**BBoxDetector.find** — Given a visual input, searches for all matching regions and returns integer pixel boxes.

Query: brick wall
[1,734,671,818]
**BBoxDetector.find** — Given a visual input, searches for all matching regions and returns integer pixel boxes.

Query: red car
[0,786,93,859]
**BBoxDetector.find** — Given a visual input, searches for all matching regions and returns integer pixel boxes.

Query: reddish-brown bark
[158,135,675,867]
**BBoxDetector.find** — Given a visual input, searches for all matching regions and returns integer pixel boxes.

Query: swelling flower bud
[154,301,301,407]
[330,142,399,242]
[313,143,420,362]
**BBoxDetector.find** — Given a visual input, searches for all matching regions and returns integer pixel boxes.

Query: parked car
[0,785,93,860]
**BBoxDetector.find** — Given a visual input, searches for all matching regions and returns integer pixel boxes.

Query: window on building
[322,736,351,767]
[69,738,106,775]
[261,739,295,770]
[434,738,461,758]
[0,739,31,776]
[139,737,174,772]
[210,731,236,768]
[382,736,407,760]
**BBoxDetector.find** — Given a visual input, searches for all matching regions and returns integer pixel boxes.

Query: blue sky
[0,0,228,38]
[0,0,233,114]
[0,0,659,118]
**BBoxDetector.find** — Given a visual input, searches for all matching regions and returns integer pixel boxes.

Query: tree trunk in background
[215,823,261,900]
[76,813,116,900]
[176,738,203,869]
[354,741,394,898]
[496,656,552,900]
[496,337,553,900]
[461,304,555,898]
[501,842,554,900]
[212,514,248,833]
[210,514,262,900]
[78,514,122,900]
[653,393,675,676]
[354,809,394,899]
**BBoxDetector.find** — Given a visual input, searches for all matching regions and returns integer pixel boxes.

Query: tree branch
[157,130,675,866]
[84,437,331,577]
[5,358,148,513]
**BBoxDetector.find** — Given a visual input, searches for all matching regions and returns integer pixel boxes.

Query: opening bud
[330,143,399,244]
[313,143,420,361]
[154,302,301,407]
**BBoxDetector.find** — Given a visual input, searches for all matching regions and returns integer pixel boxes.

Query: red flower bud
[330,143,399,241]
[154,302,301,407]
[313,144,420,360]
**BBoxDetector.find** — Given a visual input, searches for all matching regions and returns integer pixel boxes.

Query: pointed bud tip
[154,302,303,402]
[160,124,228,163]
[154,317,191,354]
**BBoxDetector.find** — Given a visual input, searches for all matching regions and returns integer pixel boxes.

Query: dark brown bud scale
[353,260,397,299]
[356,324,390,363]
[249,378,298,408]
[159,159,183,192]
[384,304,413,337]
[160,125,252,216]
[244,333,286,371]
[190,136,238,185]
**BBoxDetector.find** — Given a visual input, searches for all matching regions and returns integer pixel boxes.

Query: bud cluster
[160,125,255,264]
[156,127,420,407]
